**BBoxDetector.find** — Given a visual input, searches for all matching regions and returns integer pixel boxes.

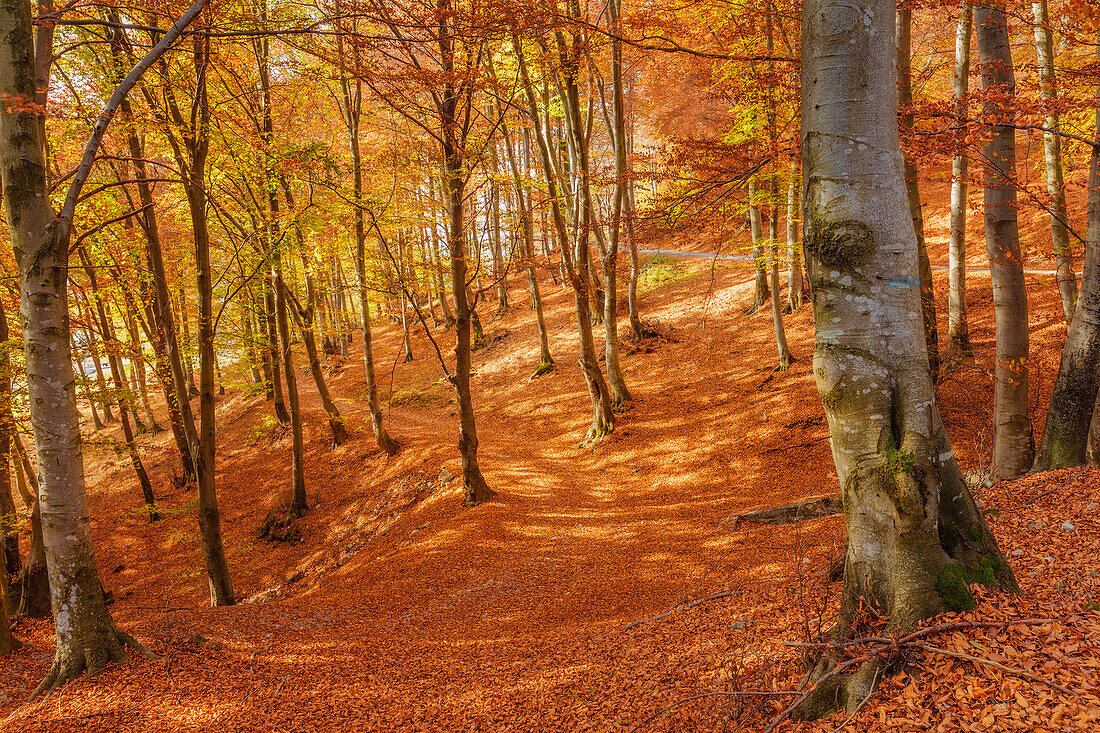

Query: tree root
[530,359,555,379]
[31,628,154,701]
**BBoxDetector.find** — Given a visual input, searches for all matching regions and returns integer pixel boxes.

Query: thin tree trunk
[441,3,495,505]
[281,178,347,446]
[785,163,804,312]
[747,180,770,314]
[264,274,291,424]
[948,3,973,352]
[898,6,940,382]
[340,70,399,456]
[501,116,554,375]
[73,340,105,430]
[1032,28,1100,471]
[517,30,614,441]
[795,0,1016,717]
[768,175,794,370]
[78,247,159,522]
[1032,0,1077,321]
[977,0,1034,480]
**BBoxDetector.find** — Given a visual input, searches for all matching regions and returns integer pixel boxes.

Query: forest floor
[3,172,1100,730]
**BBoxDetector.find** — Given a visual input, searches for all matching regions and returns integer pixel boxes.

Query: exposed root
[31,628,154,701]
[259,493,306,543]
[529,359,555,379]
[580,421,614,447]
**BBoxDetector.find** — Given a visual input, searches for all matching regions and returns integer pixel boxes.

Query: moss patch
[936,562,976,613]
[804,219,875,270]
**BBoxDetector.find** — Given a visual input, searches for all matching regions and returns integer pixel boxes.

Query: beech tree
[797,0,1016,715]
[0,0,205,696]
[977,0,1033,480]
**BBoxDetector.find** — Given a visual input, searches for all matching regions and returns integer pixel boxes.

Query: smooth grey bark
[977,0,1034,480]
[0,0,204,695]
[747,180,770,314]
[897,7,940,382]
[1032,0,1077,321]
[796,0,1016,717]
[948,3,973,352]
[785,162,804,312]
[14,434,49,618]
[768,175,793,370]
[1032,29,1100,472]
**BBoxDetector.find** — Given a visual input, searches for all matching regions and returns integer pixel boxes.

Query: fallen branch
[729,495,841,526]
[915,643,1081,697]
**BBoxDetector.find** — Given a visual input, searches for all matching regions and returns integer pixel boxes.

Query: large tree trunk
[977,0,1034,480]
[948,3,973,352]
[1033,0,1078,321]
[1032,29,1100,471]
[0,0,147,692]
[796,0,1017,717]
[274,255,308,515]
[897,7,940,382]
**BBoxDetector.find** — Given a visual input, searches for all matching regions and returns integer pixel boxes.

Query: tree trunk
[500,116,554,375]
[602,0,633,408]
[517,30,614,440]
[785,162,804,312]
[897,7,940,383]
[1032,29,1100,472]
[13,435,49,618]
[73,341,105,430]
[274,255,308,515]
[441,5,495,506]
[0,0,148,691]
[341,72,400,456]
[977,0,1034,480]
[768,175,794,370]
[264,274,291,425]
[747,180,770,314]
[77,247,159,522]
[948,3,973,352]
[281,178,347,446]
[796,0,1017,717]
[1033,0,1077,321]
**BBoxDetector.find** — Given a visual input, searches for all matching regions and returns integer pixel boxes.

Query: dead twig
[612,589,739,635]
[915,643,1082,697]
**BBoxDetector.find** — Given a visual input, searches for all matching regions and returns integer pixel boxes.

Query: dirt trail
[2,207,1100,730]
